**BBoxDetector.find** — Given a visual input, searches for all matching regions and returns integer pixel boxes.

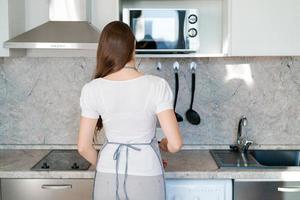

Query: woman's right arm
[157,109,183,153]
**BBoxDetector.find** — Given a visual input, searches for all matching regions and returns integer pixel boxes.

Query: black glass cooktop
[31,150,91,171]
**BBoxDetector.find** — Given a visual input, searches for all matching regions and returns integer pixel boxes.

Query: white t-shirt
[80,74,174,176]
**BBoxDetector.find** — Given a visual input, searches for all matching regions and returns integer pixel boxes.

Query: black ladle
[173,66,183,122]
[185,66,201,125]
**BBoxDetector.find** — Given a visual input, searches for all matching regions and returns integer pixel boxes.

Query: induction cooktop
[31,150,91,171]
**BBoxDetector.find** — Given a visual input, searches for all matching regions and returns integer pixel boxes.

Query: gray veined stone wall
[0,57,299,145]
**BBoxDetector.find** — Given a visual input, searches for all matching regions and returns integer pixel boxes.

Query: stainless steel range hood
[4,0,99,49]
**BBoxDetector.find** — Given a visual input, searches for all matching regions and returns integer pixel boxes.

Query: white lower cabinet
[166,179,232,200]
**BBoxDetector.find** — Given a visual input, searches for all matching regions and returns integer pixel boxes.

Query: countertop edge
[2,170,300,181]
[2,149,300,181]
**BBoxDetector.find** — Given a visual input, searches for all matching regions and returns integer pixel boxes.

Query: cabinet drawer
[234,181,300,200]
[1,179,93,200]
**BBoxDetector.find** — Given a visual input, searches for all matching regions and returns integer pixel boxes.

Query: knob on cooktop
[71,162,80,169]
[41,162,50,169]
[188,14,198,24]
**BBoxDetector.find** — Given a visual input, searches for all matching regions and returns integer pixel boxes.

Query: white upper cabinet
[0,0,25,57]
[0,0,9,56]
[229,0,300,56]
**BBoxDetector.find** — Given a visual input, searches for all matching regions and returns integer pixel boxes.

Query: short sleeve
[155,79,174,114]
[79,83,99,119]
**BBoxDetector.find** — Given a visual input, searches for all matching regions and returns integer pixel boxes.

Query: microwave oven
[122,8,200,53]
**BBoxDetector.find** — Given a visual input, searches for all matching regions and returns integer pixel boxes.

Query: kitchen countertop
[1,150,300,180]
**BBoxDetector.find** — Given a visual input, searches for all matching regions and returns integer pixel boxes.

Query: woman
[77,21,183,200]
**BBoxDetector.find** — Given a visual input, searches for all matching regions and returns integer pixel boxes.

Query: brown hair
[94,21,136,131]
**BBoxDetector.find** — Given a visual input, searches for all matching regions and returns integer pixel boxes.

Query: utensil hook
[190,61,197,72]
[173,61,179,72]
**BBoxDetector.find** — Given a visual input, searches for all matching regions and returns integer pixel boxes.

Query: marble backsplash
[0,56,299,145]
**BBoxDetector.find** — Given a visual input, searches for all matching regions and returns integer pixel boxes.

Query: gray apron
[92,137,166,200]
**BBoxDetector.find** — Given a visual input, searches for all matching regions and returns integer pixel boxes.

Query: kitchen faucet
[236,116,253,153]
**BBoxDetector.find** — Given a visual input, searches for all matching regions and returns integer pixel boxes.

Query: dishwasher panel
[1,179,93,200]
[234,181,300,200]
[166,179,232,200]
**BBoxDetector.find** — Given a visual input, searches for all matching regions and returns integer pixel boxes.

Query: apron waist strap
[107,140,155,200]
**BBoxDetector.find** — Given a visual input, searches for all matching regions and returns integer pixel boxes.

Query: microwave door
[130,10,159,50]
[129,9,192,53]
[130,10,182,51]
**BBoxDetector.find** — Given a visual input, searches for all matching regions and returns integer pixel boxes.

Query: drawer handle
[278,187,300,193]
[41,184,72,190]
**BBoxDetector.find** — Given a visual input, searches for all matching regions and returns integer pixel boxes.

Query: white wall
[24,0,49,31]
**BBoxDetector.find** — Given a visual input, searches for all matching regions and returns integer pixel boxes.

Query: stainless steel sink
[210,150,300,168]
[210,150,262,168]
[250,150,300,167]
